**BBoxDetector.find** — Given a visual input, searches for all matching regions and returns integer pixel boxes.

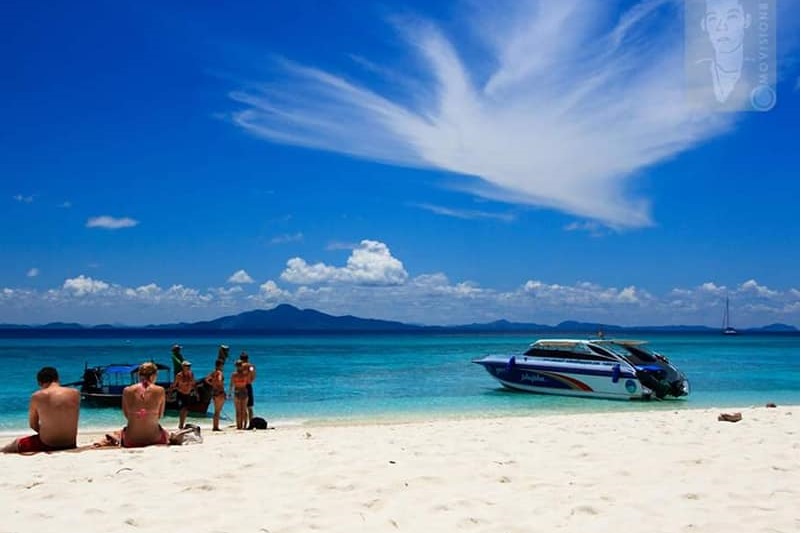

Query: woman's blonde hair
[138,362,159,378]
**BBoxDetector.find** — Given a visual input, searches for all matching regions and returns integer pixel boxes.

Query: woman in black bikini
[205,358,226,431]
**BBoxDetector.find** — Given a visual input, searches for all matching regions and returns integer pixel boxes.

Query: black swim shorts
[246,383,254,407]
[176,392,194,409]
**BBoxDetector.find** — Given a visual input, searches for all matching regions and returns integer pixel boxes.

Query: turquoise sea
[0,332,797,434]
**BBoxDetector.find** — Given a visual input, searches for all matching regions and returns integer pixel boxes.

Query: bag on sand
[249,417,268,430]
[170,424,203,445]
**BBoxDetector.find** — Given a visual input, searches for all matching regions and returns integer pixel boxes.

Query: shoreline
[1,405,797,533]
[0,400,796,441]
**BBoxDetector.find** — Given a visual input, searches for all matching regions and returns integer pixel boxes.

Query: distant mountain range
[0,304,797,334]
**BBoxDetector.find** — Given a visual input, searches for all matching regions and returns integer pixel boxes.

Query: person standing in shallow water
[170,360,196,429]
[170,344,185,377]
[217,345,230,364]
[205,358,226,431]
[240,352,256,428]
[1,367,80,453]
[229,360,250,430]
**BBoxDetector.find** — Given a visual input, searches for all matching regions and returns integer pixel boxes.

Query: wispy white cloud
[411,202,515,221]
[270,232,304,245]
[563,221,607,237]
[26,268,39,278]
[230,0,733,228]
[325,241,358,251]
[86,216,139,229]
[228,269,255,284]
[13,194,34,203]
[59,201,72,209]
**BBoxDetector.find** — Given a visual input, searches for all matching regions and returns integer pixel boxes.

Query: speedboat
[74,362,212,414]
[473,338,690,400]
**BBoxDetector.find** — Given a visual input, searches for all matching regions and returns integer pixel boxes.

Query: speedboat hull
[473,339,690,401]
[473,355,649,400]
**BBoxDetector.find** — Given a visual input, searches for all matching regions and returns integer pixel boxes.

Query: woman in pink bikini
[120,362,170,447]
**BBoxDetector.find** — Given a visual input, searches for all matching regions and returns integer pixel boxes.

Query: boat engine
[635,366,671,399]
[82,367,102,392]
[670,379,690,397]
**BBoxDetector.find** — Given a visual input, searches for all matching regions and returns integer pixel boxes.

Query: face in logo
[625,379,637,394]
[702,0,751,55]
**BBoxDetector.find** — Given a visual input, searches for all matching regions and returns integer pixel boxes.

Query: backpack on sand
[249,417,268,430]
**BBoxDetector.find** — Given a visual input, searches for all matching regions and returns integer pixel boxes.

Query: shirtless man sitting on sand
[2,367,80,454]
[120,362,170,448]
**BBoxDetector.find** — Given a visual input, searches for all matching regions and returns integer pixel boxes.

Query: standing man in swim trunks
[240,352,256,429]
[120,362,170,448]
[1,367,80,454]
[169,360,196,429]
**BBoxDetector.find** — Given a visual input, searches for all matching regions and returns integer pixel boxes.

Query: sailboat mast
[722,296,737,335]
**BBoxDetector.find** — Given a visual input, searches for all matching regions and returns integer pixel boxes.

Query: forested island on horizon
[0,304,796,335]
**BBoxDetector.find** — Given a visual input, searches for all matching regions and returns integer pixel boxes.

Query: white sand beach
[0,406,797,533]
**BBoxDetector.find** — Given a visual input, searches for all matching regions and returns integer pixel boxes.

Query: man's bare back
[31,383,80,448]
[2,367,80,453]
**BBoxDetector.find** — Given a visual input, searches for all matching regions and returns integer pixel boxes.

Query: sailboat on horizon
[722,296,738,335]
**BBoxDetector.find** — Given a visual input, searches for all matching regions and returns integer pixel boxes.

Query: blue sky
[1,0,798,327]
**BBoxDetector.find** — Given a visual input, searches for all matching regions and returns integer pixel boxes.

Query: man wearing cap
[169,360,196,429]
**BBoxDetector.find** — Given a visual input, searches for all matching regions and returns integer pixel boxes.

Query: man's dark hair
[37,367,59,385]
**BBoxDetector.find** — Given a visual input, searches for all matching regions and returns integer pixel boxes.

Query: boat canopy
[96,362,170,374]
[103,364,141,374]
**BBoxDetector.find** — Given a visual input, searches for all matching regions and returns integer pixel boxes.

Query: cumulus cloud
[281,240,408,285]
[0,271,796,327]
[249,280,292,304]
[739,279,778,297]
[522,280,650,307]
[229,0,732,228]
[228,269,255,284]
[62,275,110,296]
[0,247,796,327]
[86,216,139,229]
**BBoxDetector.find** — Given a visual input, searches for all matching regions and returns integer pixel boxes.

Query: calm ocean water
[0,332,797,434]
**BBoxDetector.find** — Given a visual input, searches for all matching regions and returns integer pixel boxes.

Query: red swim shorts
[16,434,75,453]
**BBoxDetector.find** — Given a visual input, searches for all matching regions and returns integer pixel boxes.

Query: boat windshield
[524,341,616,362]
[612,343,660,364]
